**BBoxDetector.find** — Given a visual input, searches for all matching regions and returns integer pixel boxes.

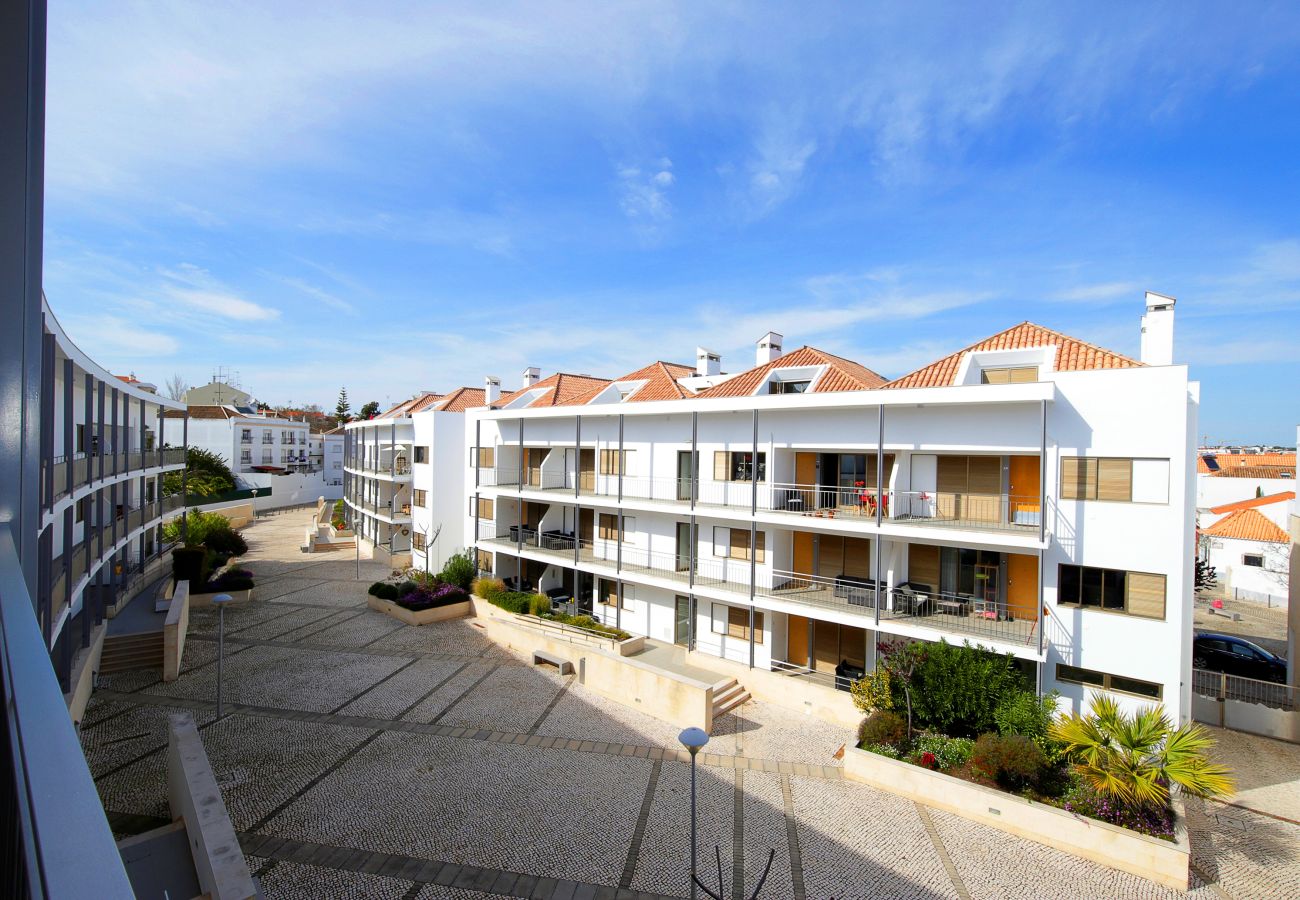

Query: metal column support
[390,421,395,478]
[110,388,118,475]
[617,414,624,501]
[62,357,72,500]
[138,396,145,457]
[748,520,757,670]
[1038,399,1047,659]
[82,372,92,487]
[875,405,884,626]
[516,419,524,556]
[574,416,581,498]
[96,380,105,482]
[474,420,482,489]
[180,412,189,543]
[690,411,698,509]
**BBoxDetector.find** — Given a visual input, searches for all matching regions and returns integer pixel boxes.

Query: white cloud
[617,158,675,226]
[157,265,280,322]
[62,315,180,358]
[272,275,357,315]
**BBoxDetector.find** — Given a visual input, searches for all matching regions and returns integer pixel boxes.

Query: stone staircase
[99,631,164,675]
[711,677,751,719]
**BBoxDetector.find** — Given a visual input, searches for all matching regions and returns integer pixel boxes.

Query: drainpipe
[516,419,524,557]
[1038,399,1047,664]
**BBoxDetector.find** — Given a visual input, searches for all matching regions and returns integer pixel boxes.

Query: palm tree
[1049,693,1234,810]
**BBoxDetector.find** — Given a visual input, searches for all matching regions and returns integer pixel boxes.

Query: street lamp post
[679,726,709,900]
[250,487,259,519]
[212,593,233,718]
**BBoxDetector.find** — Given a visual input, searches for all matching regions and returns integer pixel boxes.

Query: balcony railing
[1192,669,1297,711]
[0,525,135,896]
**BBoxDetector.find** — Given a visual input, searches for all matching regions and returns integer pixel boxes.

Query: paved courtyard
[83,508,1300,899]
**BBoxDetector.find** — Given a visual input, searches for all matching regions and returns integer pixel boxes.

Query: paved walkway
[80,509,1300,899]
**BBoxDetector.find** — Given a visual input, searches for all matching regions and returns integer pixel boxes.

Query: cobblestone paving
[80,509,1298,899]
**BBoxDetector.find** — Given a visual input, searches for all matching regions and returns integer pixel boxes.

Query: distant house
[182,380,252,407]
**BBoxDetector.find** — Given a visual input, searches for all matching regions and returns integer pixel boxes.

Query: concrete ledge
[1193,693,1300,743]
[189,587,253,608]
[167,713,259,900]
[163,580,191,682]
[843,746,1189,890]
[368,595,471,626]
[65,621,108,723]
[471,596,714,731]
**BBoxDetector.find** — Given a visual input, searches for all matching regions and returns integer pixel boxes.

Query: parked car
[1193,632,1288,683]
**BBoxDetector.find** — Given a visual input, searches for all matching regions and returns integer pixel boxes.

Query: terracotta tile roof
[558,361,697,405]
[430,387,487,413]
[376,393,441,419]
[1212,466,1295,479]
[882,322,1144,389]
[1201,508,1290,543]
[1209,492,1295,515]
[1201,452,1295,474]
[694,346,887,399]
[495,372,611,408]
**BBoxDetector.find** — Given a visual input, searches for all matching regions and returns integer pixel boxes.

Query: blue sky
[42,2,1300,443]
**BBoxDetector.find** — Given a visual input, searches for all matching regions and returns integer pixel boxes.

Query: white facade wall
[1208,537,1289,601]
[466,359,1197,722]
[409,411,468,573]
[161,415,312,474]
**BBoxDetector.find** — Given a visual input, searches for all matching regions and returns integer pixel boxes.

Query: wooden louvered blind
[981,366,1038,384]
[908,544,941,589]
[1062,457,1134,502]
[599,449,630,475]
[1125,572,1166,619]
[598,513,619,540]
[475,447,494,468]
[722,528,765,562]
[1097,459,1133,502]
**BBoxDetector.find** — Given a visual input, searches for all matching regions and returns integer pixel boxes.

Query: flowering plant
[920,751,937,769]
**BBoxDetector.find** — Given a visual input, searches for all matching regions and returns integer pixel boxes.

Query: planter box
[368,595,471,626]
[189,588,253,608]
[843,746,1189,890]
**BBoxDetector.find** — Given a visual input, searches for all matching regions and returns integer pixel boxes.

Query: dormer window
[769,379,810,394]
[981,366,1038,385]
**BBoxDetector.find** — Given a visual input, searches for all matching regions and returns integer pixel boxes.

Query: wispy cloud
[62,314,180,358]
[617,158,675,223]
[159,265,280,322]
[271,274,358,315]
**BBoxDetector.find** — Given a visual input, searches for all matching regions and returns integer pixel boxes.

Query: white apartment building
[344,387,485,571]
[38,297,189,689]
[162,405,313,474]
[322,426,345,487]
[467,294,1199,721]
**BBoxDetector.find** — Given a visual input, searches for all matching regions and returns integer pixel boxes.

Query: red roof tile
[557,361,697,406]
[1209,492,1295,515]
[882,322,1143,389]
[431,387,487,412]
[694,346,887,399]
[495,372,611,408]
[1201,508,1289,543]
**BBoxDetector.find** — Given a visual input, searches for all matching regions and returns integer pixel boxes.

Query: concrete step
[99,650,163,674]
[103,633,163,651]
[711,679,751,718]
[713,689,752,718]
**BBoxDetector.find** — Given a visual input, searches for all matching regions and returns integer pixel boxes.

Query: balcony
[241,434,253,444]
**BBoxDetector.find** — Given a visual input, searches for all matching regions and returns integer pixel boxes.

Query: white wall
[1208,537,1289,600]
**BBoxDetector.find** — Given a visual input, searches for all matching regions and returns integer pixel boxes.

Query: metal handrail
[0,525,135,896]
[1191,668,1297,710]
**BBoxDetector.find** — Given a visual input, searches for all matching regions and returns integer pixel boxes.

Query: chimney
[484,375,500,405]
[522,366,541,388]
[1140,292,1175,366]
[756,332,783,366]
[696,346,721,377]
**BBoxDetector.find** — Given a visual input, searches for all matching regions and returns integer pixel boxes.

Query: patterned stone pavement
[82,509,1300,899]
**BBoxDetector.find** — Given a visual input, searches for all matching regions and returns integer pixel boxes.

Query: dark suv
[1193,633,1288,683]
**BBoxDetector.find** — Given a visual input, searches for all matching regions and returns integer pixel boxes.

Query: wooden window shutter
[477,447,494,468]
[1097,459,1132,502]
[1009,366,1038,384]
[480,498,494,520]
[730,528,749,561]
[937,456,968,494]
[727,606,748,639]
[754,530,766,564]
[1125,572,1166,619]
[714,451,729,481]
[981,368,1011,385]
[1060,457,1097,500]
[598,513,616,540]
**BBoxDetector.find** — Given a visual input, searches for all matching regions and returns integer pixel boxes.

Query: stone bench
[532,649,574,675]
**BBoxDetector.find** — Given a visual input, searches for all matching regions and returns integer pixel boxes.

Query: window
[1056,664,1161,700]
[599,578,622,608]
[413,489,427,506]
[598,514,621,541]
[713,526,765,563]
[1058,564,1166,619]
[769,380,810,394]
[412,532,426,551]
[1243,554,1264,568]
[1060,457,1169,503]
[711,603,764,643]
[414,446,428,464]
[75,497,86,523]
[981,366,1038,384]
[241,428,252,443]
[476,549,493,573]
[472,447,495,468]
[240,450,252,464]
[599,449,632,475]
[713,451,766,482]
[333,461,342,469]
[470,497,493,519]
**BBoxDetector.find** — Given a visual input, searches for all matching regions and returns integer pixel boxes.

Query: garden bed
[844,746,1189,889]
[368,594,471,626]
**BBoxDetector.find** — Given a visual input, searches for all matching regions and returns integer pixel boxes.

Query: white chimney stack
[522,366,541,388]
[484,375,500,405]
[1140,292,1176,366]
[696,346,721,377]
[756,332,783,366]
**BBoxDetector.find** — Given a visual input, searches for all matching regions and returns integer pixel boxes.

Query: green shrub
[406,569,443,589]
[527,594,550,616]
[162,508,234,548]
[970,733,1046,791]
[910,733,975,771]
[538,610,631,640]
[864,743,902,760]
[994,690,1059,742]
[487,591,532,614]
[438,549,477,590]
[471,576,506,599]
[171,547,210,587]
[367,582,385,597]
[849,668,894,714]
[397,581,417,597]
[905,641,1030,738]
[857,710,907,748]
[206,527,248,558]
